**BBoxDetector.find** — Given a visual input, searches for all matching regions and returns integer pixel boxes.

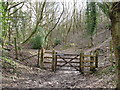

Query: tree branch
[45,3,64,41]
[22,0,46,44]
[8,2,24,11]
[9,3,24,16]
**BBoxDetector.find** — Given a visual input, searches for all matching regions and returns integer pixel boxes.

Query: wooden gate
[56,53,80,71]
[38,48,98,74]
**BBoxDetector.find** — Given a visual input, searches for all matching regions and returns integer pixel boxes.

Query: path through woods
[2,47,116,88]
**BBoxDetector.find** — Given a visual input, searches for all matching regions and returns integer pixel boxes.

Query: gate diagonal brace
[58,55,79,66]
[57,55,80,71]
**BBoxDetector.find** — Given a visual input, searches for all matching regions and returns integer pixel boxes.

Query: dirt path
[2,48,116,88]
[2,64,116,88]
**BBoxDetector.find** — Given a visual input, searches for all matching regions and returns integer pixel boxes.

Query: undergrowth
[30,35,43,49]
[95,65,116,76]
[1,56,17,73]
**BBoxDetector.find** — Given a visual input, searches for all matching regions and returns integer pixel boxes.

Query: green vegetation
[0,56,17,69]
[30,35,44,49]
[85,2,97,47]
[54,39,61,46]
[30,27,48,49]
[95,65,116,77]
[86,2,97,37]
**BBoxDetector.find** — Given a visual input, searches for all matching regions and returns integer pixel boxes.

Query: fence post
[52,49,55,72]
[37,48,41,67]
[90,55,94,72]
[40,48,44,69]
[54,51,57,72]
[14,38,18,59]
[80,52,84,74]
[95,51,98,68]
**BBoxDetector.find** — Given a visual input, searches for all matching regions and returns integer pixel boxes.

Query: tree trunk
[110,2,120,89]
[90,37,94,47]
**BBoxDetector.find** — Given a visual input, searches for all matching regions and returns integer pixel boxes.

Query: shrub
[30,27,48,49]
[54,39,61,46]
[30,35,43,49]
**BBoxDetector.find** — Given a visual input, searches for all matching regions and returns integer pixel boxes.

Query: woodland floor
[2,45,116,88]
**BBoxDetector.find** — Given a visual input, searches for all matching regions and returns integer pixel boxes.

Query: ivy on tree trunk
[110,2,120,89]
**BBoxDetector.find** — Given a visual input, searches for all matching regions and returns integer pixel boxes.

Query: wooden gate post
[52,49,55,72]
[80,53,84,74]
[40,48,44,69]
[37,48,41,67]
[95,51,98,68]
[54,51,57,72]
[90,56,94,72]
[14,38,18,59]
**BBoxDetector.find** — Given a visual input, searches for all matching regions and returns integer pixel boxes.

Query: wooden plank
[45,51,52,53]
[57,57,75,59]
[56,53,79,56]
[98,54,104,56]
[44,56,52,59]
[80,66,96,68]
[57,61,80,63]
[57,65,79,67]
[58,57,79,59]
[44,61,52,63]
[56,60,65,63]
[82,60,95,62]
[83,55,96,57]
